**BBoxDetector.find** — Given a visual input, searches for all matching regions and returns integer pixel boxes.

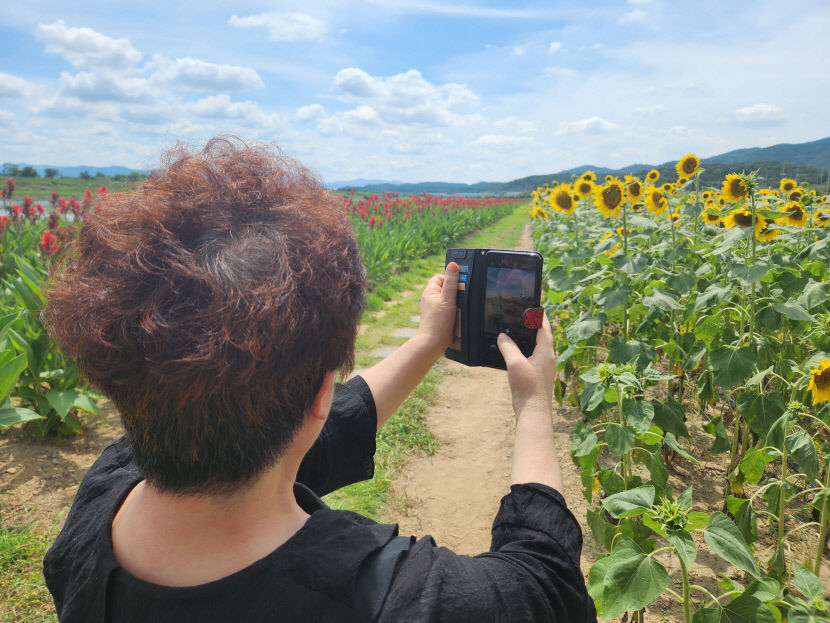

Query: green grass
[5,175,143,203]
[0,518,58,623]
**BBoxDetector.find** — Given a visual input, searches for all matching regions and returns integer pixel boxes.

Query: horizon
[2,1,829,184]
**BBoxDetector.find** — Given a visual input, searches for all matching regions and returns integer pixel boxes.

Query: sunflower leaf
[773,299,815,322]
[643,288,684,312]
[798,281,830,310]
[709,347,756,388]
[728,261,771,286]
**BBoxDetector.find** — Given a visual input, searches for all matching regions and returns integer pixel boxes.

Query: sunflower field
[530,156,830,621]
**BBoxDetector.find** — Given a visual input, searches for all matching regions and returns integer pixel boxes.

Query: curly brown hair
[45,137,366,494]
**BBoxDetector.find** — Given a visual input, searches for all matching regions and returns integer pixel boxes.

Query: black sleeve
[378,483,597,622]
[296,375,378,497]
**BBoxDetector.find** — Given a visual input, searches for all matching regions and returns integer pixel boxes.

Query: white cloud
[343,105,380,125]
[512,47,526,56]
[58,71,155,103]
[627,0,653,4]
[150,58,264,92]
[0,110,14,125]
[547,41,562,54]
[618,10,647,24]
[31,96,116,119]
[228,11,327,42]
[294,104,325,122]
[331,67,480,127]
[733,102,785,126]
[185,94,284,129]
[554,116,618,135]
[669,125,701,137]
[0,73,40,98]
[36,20,141,71]
[542,66,576,79]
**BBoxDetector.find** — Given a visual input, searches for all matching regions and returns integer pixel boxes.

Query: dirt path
[385,225,597,569]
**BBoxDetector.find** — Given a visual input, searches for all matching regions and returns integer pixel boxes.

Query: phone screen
[483,266,537,335]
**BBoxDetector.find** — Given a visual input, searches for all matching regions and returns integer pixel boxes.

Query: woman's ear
[308,371,335,422]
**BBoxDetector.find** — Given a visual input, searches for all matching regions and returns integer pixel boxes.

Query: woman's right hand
[496,314,556,418]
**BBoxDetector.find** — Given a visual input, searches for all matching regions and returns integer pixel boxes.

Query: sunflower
[789,189,804,203]
[676,153,700,178]
[593,178,625,218]
[574,178,594,199]
[702,191,713,202]
[662,182,675,195]
[550,180,560,188]
[581,170,597,183]
[722,174,750,202]
[549,184,575,214]
[780,201,808,227]
[599,231,622,256]
[677,177,688,185]
[702,209,722,226]
[644,185,667,215]
[625,175,643,203]
[779,178,797,193]
[647,169,660,182]
[813,209,830,228]
[723,207,754,229]
[604,174,614,183]
[531,205,549,221]
[755,219,780,242]
[808,359,830,403]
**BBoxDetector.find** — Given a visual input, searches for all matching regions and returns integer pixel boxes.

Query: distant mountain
[4,163,145,177]
[325,178,403,189]
[700,136,830,169]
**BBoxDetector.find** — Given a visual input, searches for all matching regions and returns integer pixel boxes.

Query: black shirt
[44,376,595,622]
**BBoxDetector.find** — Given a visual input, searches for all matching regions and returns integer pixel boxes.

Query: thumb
[497,332,523,368]
[441,262,460,304]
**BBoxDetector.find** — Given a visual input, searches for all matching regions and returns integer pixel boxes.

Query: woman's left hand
[416,262,460,357]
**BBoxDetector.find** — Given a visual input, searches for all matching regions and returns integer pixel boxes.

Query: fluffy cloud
[473,134,534,148]
[0,73,41,98]
[294,104,325,123]
[733,103,785,126]
[185,94,284,129]
[554,116,618,135]
[36,20,142,71]
[0,110,14,125]
[343,105,380,125]
[548,41,562,54]
[635,105,665,116]
[58,71,156,103]
[228,11,327,42]
[331,68,480,127]
[150,58,264,92]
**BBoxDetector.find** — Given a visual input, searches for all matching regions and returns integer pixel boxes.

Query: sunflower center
[816,367,830,391]
[556,192,573,211]
[783,182,794,192]
[730,178,747,197]
[651,192,664,207]
[681,158,698,174]
[734,211,754,227]
[603,185,622,208]
[630,182,641,196]
[788,204,804,219]
[579,182,591,194]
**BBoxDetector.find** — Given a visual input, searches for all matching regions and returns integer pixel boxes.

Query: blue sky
[1,1,828,183]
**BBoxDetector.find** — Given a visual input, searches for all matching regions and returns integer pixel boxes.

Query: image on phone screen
[483,267,536,335]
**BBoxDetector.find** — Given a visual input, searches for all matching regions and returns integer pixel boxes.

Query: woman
[43,137,594,622]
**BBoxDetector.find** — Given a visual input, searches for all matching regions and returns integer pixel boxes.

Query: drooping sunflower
[789,189,804,203]
[779,178,797,193]
[624,175,643,204]
[755,219,780,242]
[531,205,549,221]
[723,207,754,229]
[702,209,722,226]
[808,359,830,403]
[675,153,700,179]
[593,178,625,218]
[581,170,597,183]
[598,230,622,257]
[721,174,750,202]
[646,169,660,182]
[574,178,594,199]
[549,184,576,214]
[644,185,667,215]
[781,201,808,227]
[814,209,830,228]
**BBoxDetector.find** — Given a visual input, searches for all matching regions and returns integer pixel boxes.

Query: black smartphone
[444,249,543,370]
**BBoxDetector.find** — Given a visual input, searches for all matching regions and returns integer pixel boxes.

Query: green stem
[680,557,692,623]
[616,379,631,487]
[722,410,743,512]
[622,204,629,341]
[748,193,758,348]
[778,429,789,545]
[815,458,830,576]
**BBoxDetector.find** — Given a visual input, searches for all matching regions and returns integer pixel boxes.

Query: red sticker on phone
[523,307,544,330]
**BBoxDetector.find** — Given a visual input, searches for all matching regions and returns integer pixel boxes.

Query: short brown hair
[45,137,366,494]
